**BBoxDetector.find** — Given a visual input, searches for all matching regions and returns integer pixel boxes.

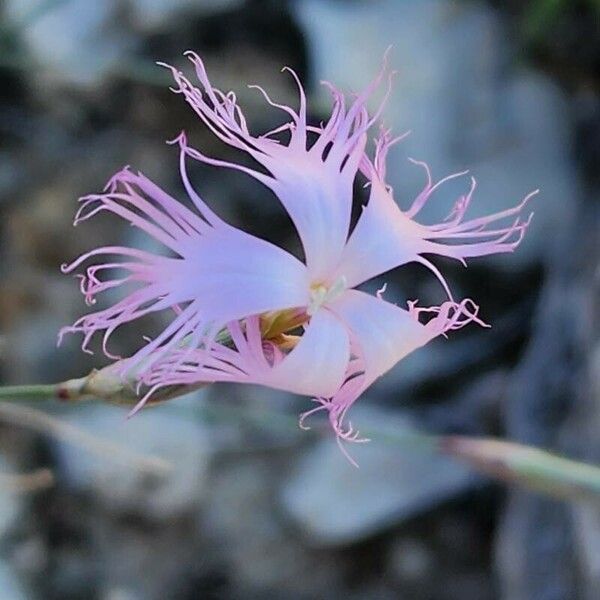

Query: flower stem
[0,384,61,401]
[1,379,599,503]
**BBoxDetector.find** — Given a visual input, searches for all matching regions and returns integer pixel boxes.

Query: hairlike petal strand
[59,164,309,377]
[163,52,394,280]
[336,134,536,296]
[132,309,350,411]
[308,289,488,459]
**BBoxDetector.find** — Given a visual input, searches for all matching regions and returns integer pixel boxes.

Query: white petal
[167,53,390,282]
[62,169,311,369]
[266,157,355,281]
[263,308,350,397]
[333,180,428,289]
[176,223,310,323]
[336,159,534,292]
[328,289,435,386]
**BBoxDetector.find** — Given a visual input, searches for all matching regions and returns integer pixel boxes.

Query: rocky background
[0,1,598,598]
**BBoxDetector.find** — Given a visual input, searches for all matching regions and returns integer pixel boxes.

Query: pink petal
[164,52,392,281]
[334,176,426,290]
[329,289,438,385]
[314,289,488,449]
[60,166,309,373]
[135,310,350,409]
[262,308,350,397]
[336,128,536,296]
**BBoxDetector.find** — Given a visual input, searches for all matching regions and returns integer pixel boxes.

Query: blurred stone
[3,0,247,87]
[574,258,600,600]
[91,517,204,600]
[204,383,306,453]
[53,394,212,519]
[130,0,245,32]
[574,87,600,182]
[280,405,476,546]
[10,536,47,581]
[0,562,27,600]
[0,458,21,539]
[6,313,78,384]
[46,544,99,600]
[504,210,582,447]
[495,491,577,600]
[494,119,591,599]
[372,332,495,398]
[294,0,577,268]
[202,456,344,597]
[420,369,509,434]
[0,430,31,598]
[4,0,131,87]
[0,152,26,203]
[387,537,434,584]
[2,277,93,384]
[441,571,495,600]
[573,503,600,600]
[103,588,141,600]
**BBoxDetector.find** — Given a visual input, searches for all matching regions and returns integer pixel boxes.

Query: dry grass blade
[0,402,172,477]
[441,436,600,503]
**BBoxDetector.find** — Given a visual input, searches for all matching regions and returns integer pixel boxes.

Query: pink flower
[60,52,535,461]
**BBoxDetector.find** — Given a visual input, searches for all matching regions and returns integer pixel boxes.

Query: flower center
[260,307,307,339]
[307,275,347,316]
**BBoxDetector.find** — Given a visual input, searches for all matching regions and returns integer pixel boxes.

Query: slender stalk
[440,436,600,503]
[1,375,600,503]
[0,384,60,401]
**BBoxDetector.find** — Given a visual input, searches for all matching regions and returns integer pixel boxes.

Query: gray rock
[492,122,592,599]
[0,152,26,203]
[7,312,83,385]
[575,293,600,600]
[203,382,307,453]
[92,518,203,600]
[3,0,246,87]
[4,0,131,87]
[280,405,476,546]
[130,0,246,32]
[202,456,344,597]
[371,332,490,398]
[495,491,577,600]
[387,537,435,584]
[294,0,578,268]
[0,562,27,600]
[573,503,600,600]
[53,393,212,519]
[0,458,21,539]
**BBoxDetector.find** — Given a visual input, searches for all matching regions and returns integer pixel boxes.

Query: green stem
[0,384,59,401]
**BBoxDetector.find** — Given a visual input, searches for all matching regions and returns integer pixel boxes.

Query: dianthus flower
[60,52,535,462]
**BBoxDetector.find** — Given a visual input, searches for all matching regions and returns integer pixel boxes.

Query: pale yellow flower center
[307,275,347,316]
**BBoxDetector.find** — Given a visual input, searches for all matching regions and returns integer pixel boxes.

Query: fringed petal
[302,289,488,463]
[260,308,350,397]
[130,316,271,415]
[133,309,350,413]
[337,128,536,296]
[60,167,309,375]
[163,51,393,280]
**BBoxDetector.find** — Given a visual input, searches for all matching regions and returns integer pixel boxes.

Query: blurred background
[0,0,598,598]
